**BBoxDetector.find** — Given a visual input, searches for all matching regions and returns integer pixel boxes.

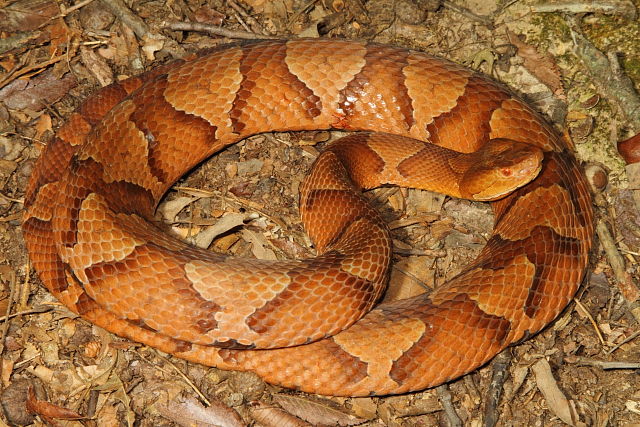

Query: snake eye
[501,168,512,177]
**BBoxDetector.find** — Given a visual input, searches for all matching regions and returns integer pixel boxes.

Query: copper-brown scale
[22,39,593,396]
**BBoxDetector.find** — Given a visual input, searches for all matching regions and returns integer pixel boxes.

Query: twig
[99,0,152,40]
[0,268,16,355]
[569,356,640,370]
[568,17,640,132]
[0,50,31,90]
[574,298,606,346]
[0,193,23,204]
[156,354,211,406]
[442,0,494,29]
[227,0,266,34]
[390,265,432,291]
[0,305,52,323]
[0,31,41,56]
[532,0,636,19]
[606,328,640,354]
[57,0,96,18]
[393,247,446,257]
[436,384,463,427]
[287,0,320,29]
[230,10,252,33]
[19,263,31,311]
[0,51,66,91]
[483,349,512,427]
[164,21,273,40]
[596,220,640,323]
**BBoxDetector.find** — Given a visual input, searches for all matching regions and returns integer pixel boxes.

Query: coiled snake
[23,39,593,396]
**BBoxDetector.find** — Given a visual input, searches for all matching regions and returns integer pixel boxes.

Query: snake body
[23,39,593,396]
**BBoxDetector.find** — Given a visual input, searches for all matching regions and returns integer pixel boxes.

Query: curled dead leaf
[250,401,311,426]
[532,359,582,426]
[274,394,366,426]
[156,395,244,427]
[618,132,640,165]
[26,386,84,424]
[507,30,565,98]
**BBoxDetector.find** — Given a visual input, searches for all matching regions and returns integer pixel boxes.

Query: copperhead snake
[23,39,594,396]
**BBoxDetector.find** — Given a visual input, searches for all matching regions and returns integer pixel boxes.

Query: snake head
[459,138,544,201]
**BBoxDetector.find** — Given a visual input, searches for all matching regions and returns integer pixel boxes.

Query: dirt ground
[0,0,640,425]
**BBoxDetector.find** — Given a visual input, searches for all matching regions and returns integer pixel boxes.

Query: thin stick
[484,349,512,427]
[442,0,494,29]
[574,298,606,346]
[164,21,273,40]
[57,0,96,18]
[100,0,152,40]
[437,384,463,427]
[571,357,640,370]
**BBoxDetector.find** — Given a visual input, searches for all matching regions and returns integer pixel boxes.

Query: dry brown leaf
[269,237,309,259]
[26,386,84,423]
[0,160,17,181]
[242,0,268,13]
[349,397,377,419]
[193,6,225,25]
[0,0,59,32]
[80,46,114,87]
[627,163,640,193]
[34,113,52,141]
[0,359,13,388]
[0,56,17,73]
[386,256,433,301]
[0,69,77,111]
[250,401,311,427]
[618,132,640,165]
[405,189,444,215]
[507,30,565,99]
[1,379,46,426]
[45,18,71,56]
[274,394,366,426]
[96,402,120,426]
[141,35,165,62]
[532,359,582,426]
[194,213,246,249]
[158,195,201,222]
[242,229,278,260]
[156,395,244,427]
